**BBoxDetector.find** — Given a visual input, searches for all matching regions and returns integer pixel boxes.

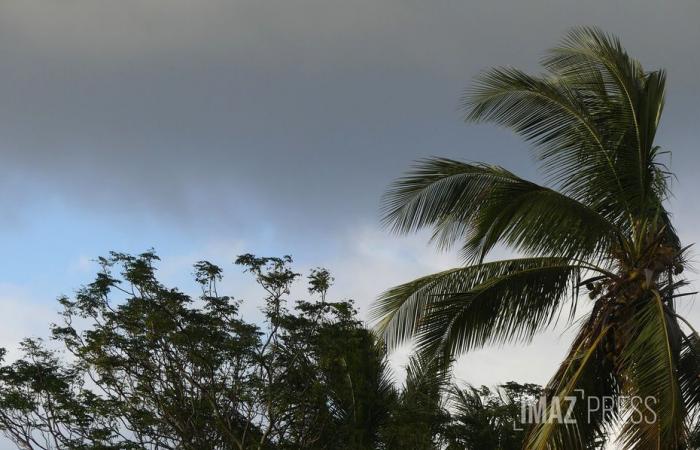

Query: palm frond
[543,26,670,219]
[462,176,618,263]
[381,158,517,236]
[381,158,620,262]
[415,263,586,358]
[371,257,589,354]
[679,332,700,417]
[403,352,452,395]
[462,26,673,232]
[526,321,617,449]
[616,293,685,449]
[462,65,635,226]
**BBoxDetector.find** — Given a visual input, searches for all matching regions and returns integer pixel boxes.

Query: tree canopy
[0,251,539,449]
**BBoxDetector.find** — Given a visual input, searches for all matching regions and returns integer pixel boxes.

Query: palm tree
[443,382,542,450]
[371,27,700,449]
[381,355,452,449]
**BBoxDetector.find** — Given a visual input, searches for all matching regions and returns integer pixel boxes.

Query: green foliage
[444,382,542,450]
[0,251,548,450]
[0,252,395,450]
[381,356,451,449]
[382,357,541,450]
[375,26,699,449]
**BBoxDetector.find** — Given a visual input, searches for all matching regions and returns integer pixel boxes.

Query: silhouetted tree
[0,252,393,449]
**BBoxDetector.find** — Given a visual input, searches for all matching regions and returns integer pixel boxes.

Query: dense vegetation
[373,27,700,449]
[0,251,536,449]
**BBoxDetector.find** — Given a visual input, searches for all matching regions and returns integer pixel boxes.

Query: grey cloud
[0,0,697,234]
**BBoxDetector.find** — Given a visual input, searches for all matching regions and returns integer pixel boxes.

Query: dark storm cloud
[0,0,697,232]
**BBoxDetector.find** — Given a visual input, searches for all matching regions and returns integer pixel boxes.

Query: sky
[0,0,699,444]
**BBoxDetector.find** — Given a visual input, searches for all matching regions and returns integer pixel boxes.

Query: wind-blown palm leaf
[381,158,619,262]
[541,26,669,220]
[526,320,618,449]
[414,262,584,357]
[679,332,700,418]
[403,353,453,397]
[371,257,590,352]
[462,66,635,228]
[616,294,685,449]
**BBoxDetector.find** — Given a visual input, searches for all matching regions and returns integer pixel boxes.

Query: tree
[381,356,451,449]
[372,26,700,449]
[0,251,394,449]
[380,355,542,450]
[443,382,541,450]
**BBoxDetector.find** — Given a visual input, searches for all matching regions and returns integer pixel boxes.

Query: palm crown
[371,27,699,449]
